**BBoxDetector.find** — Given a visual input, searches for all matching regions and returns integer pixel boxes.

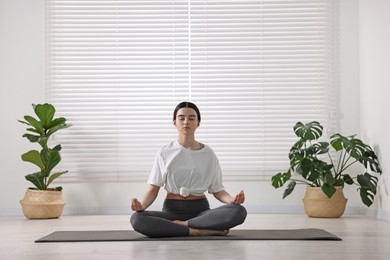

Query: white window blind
[46,0,338,181]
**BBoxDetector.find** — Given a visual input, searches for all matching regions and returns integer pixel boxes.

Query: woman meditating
[130,101,247,238]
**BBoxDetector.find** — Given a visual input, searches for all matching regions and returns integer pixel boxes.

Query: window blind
[46,0,338,181]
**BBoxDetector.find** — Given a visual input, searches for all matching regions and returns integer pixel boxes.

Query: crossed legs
[130,203,247,238]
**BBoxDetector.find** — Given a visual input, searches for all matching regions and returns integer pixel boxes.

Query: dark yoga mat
[35,228,341,242]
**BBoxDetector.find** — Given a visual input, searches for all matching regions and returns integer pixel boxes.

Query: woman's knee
[232,204,247,223]
[130,211,145,230]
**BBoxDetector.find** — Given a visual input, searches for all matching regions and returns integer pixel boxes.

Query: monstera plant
[19,103,71,191]
[271,121,382,207]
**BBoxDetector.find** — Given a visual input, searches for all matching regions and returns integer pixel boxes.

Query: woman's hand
[131,198,145,212]
[232,190,245,205]
[213,189,245,205]
[130,185,160,212]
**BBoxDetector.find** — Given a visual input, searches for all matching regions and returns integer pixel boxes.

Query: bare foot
[173,220,188,226]
[189,228,229,236]
[173,220,229,236]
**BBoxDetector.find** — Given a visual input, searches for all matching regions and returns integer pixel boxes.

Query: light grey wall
[1,0,387,219]
[359,0,390,220]
[0,0,46,215]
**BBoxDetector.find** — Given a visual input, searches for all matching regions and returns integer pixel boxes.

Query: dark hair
[173,101,201,122]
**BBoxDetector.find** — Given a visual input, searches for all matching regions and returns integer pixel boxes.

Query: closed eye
[177,115,196,120]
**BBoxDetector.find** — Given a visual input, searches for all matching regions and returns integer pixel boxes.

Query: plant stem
[340,159,357,174]
[336,149,343,176]
[328,152,337,175]
[43,146,49,190]
[291,178,316,186]
[340,151,349,171]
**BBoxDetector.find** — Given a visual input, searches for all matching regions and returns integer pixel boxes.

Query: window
[46,0,338,181]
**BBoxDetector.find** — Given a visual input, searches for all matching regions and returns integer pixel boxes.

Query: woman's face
[173,107,200,135]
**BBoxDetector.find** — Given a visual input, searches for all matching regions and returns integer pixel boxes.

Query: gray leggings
[130,198,247,238]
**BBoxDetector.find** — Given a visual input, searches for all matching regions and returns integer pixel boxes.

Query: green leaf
[47,122,72,137]
[48,150,61,172]
[293,121,323,141]
[321,184,336,198]
[291,139,305,150]
[343,174,354,185]
[48,117,66,129]
[25,127,40,134]
[21,150,45,170]
[345,138,365,160]
[289,147,304,161]
[298,158,321,182]
[359,188,375,207]
[34,103,55,129]
[357,173,378,194]
[357,173,378,207]
[47,171,68,187]
[283,181,296,199]
[359,146,382,173]
[42,149,61,176]
[334,179,345,187]
[303,146,318,157]
[271,171,291,188]
[18,119,31,126]
[23,115,44,136]
[52,144,62,152]
[311,142,330,155]
[25,172,46,190]
[323,171,335,186]
[22,133,40,143]
[330,133,346,151]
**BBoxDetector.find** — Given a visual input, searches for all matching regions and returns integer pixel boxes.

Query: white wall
[359,0,390,220]
[0,0,46,215]
[1,0,386,218]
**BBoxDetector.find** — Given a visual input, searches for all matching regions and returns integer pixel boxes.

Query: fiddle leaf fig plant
[271,121,382,207]
[19,103,71,191]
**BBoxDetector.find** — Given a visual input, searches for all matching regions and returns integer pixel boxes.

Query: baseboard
[246,204,367,215]
[0,207,23,217]
[64,205,303,215]
[0,205,385,219]
[63,206,130,215]
[377,209,390,221]
[62,204,370,216]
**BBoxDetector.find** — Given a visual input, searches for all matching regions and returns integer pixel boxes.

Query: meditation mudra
[130,101,247,238]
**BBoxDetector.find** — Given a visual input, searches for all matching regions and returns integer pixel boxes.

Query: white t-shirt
[147,141,225,196]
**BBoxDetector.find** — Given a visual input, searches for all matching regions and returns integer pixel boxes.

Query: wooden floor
[1,214,390,260]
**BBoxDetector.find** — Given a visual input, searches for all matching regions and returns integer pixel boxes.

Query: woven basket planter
[303,186,348,218]
[20,188,65,219]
